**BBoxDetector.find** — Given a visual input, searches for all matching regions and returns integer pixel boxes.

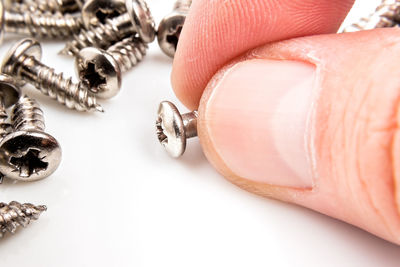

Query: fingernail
[203,59,316,188]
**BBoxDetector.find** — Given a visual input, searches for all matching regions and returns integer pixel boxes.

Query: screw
[5,0,80,14]
[0,94,62,182]
[0,201,46,238]
[60,0,156,57]
[343,0,400,32]
[82,0,127,28]
[1,38,104,112]
[0,0,83,40]
[156,101,198,158]
[157,0,191,58]
[0,74,21,142]
[75,37,147,99]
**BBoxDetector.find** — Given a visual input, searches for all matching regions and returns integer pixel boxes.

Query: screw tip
[37,205,47,212]
[95,105,105,113]
[58,47,73,57]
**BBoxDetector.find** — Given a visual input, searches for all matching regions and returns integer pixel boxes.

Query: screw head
[75,47,121,99]
[0,130,62,182]
[1,38,42,86]
[126,0,156,43]
[0,74,21,108]
[156,101,186,158]
[82,0,126,28]
[157,12,186,58]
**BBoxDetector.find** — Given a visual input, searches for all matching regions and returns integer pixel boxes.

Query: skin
[171,0,400,244]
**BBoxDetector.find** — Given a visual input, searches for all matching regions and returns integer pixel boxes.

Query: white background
[1,0,399,266]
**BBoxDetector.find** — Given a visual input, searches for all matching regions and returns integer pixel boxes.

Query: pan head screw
[157,0,191,58]
[75,47,121,99]
[127,0,156,43]
[60,0,155,56]
[82,0,126,28]
[0,95,62,182]
[2,38,104,112]
[157,11,186,58]
[0,131,61,181]
[156,101,198,158]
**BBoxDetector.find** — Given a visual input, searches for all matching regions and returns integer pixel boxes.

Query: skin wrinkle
[173,0,355,109]
[336,57,397,237]
[197,30,400,243]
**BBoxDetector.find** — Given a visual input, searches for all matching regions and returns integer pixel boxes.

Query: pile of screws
[0,0,398,242]
[0,0,192,238]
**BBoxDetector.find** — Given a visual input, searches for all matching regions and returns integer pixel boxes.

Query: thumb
[198,28,400,244]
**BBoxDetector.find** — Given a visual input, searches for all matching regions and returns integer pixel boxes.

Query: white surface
[1,0,399,266]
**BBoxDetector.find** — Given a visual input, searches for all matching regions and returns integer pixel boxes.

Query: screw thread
[7,0,79,14]
[60,14,133,56]
[0,102,11,139]
[19,56,103,112]
[173,0,192,11]
[4,11,83,39]
[107,37,148,73]
[11,95,45,132]
[0,201,46,238]
[343,0,400,32]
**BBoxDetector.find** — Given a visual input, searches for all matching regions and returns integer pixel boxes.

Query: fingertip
[172,0,355,109]
[197,29,400,244]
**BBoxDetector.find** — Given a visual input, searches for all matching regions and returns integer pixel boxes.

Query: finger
[197,28,400,244]
[172,0,355,109]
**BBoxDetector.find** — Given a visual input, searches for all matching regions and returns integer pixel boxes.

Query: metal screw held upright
[60,0,156,57]
[0,94,62,182]
[75,37,148,99]
[0,201,46,238]
[0,0,83,40]
[343,0,400,32]
[157,0,192,58]
[4,0,81,14]
[1,38,104,113]
[156,101,198,158]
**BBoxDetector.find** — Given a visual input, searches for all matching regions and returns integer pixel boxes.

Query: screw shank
[18,55,102,112]
[4,11,82,38]
[12,95,45,132]
[182,111,198,139]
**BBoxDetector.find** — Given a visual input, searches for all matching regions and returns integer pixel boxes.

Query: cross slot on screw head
[0,95,62,182]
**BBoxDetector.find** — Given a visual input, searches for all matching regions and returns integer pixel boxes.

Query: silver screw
[156,101,198,158]
[343,0,400,32]
[5,0,81,14]
[0,94,62,182]
[0,0,83,40]
[75,37,147,99]
[82,0,127,29]
[1,38,104,113]
[157,0,192,58]
[0,201,46,238]
[60,0,156,57]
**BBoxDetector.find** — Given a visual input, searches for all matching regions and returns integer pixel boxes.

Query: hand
[171,0,400,245]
